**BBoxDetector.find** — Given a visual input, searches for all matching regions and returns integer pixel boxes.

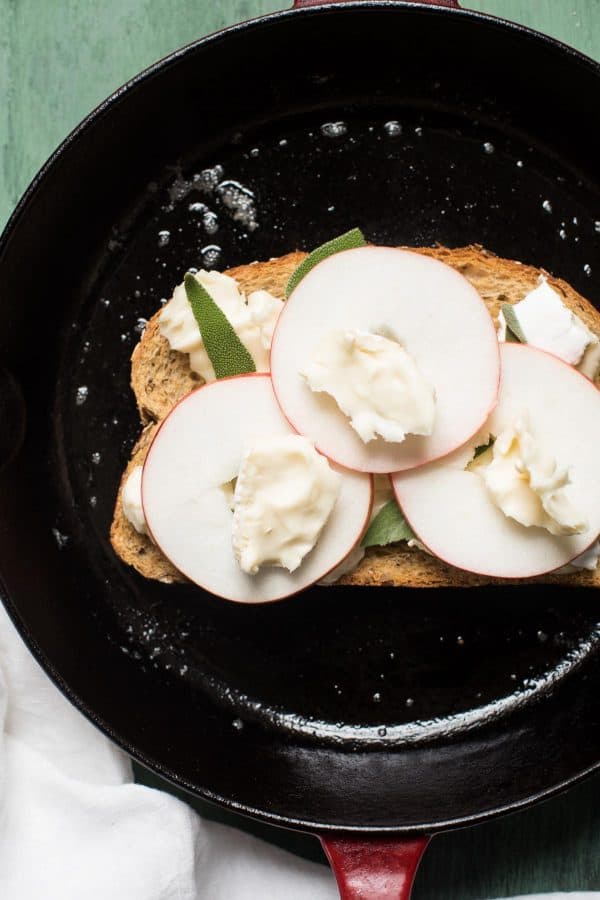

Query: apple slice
[142,374,372,603]
[392,343,600,578]
[270,246,500,473]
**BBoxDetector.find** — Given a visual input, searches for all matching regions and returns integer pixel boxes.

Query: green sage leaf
[361,499,417,548]
[285,228,366,297]
[184,273,256,379]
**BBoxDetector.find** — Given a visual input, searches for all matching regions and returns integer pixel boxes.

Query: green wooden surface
[1,1,599,896]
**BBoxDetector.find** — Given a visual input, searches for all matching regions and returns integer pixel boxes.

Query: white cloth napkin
[0,602,595,900]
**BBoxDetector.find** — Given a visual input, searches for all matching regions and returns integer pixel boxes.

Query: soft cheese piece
[142,375,372,603]
[246,289,283,350]
[498,277,600,377]
[271,246,499,474]
[392,344,600,579]
[300,329,436,444]
[231,434,341,575]
[122,466,148,536]
[478,417,586,536]
[159,270,283,381]
[579,342,600,380]
[558,539,600,573]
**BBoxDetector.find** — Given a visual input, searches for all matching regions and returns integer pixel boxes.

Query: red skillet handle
[294,0,460,7]
[321,835,431,900]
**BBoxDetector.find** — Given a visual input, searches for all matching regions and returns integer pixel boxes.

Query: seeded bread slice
[109,423,183,583]
[131,251,307,424]
[111,244,600,588]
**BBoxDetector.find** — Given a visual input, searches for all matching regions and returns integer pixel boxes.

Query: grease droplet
[75,386,88,406]
[321,121,348,139]
[201,245,222,269]
[216,180,258,231]
[202,211,219,235]
[52,528,69,549]
[194,165,225,194]
[383,120,402,137]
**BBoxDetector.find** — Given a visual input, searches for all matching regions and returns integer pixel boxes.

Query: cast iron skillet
[0,0,599,895]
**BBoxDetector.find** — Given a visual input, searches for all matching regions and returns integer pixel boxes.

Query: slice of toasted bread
[110,424,184,583]
[131,251,307,424]
[112,244,600,588]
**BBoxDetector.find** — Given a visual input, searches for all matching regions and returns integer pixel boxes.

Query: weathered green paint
[1,0,599,230]
[1,1,598,895]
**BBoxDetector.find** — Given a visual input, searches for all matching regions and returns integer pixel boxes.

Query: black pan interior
[0,4,599,832]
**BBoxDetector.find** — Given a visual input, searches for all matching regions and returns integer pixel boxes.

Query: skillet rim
[2,0,600,255]
[0,0,599,834]
[1,582,599,834]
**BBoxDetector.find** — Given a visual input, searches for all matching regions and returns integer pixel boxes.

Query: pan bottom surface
[0,77,590,829]
[53,107,600,750]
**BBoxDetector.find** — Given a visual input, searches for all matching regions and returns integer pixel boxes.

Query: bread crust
[109,424,184,583]
[111,245,600,588]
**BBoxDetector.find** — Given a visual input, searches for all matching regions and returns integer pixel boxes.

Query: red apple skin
[270,246,501,474]
[142,373,374,603]
[392,343,600,579]
[392,478,600,580]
